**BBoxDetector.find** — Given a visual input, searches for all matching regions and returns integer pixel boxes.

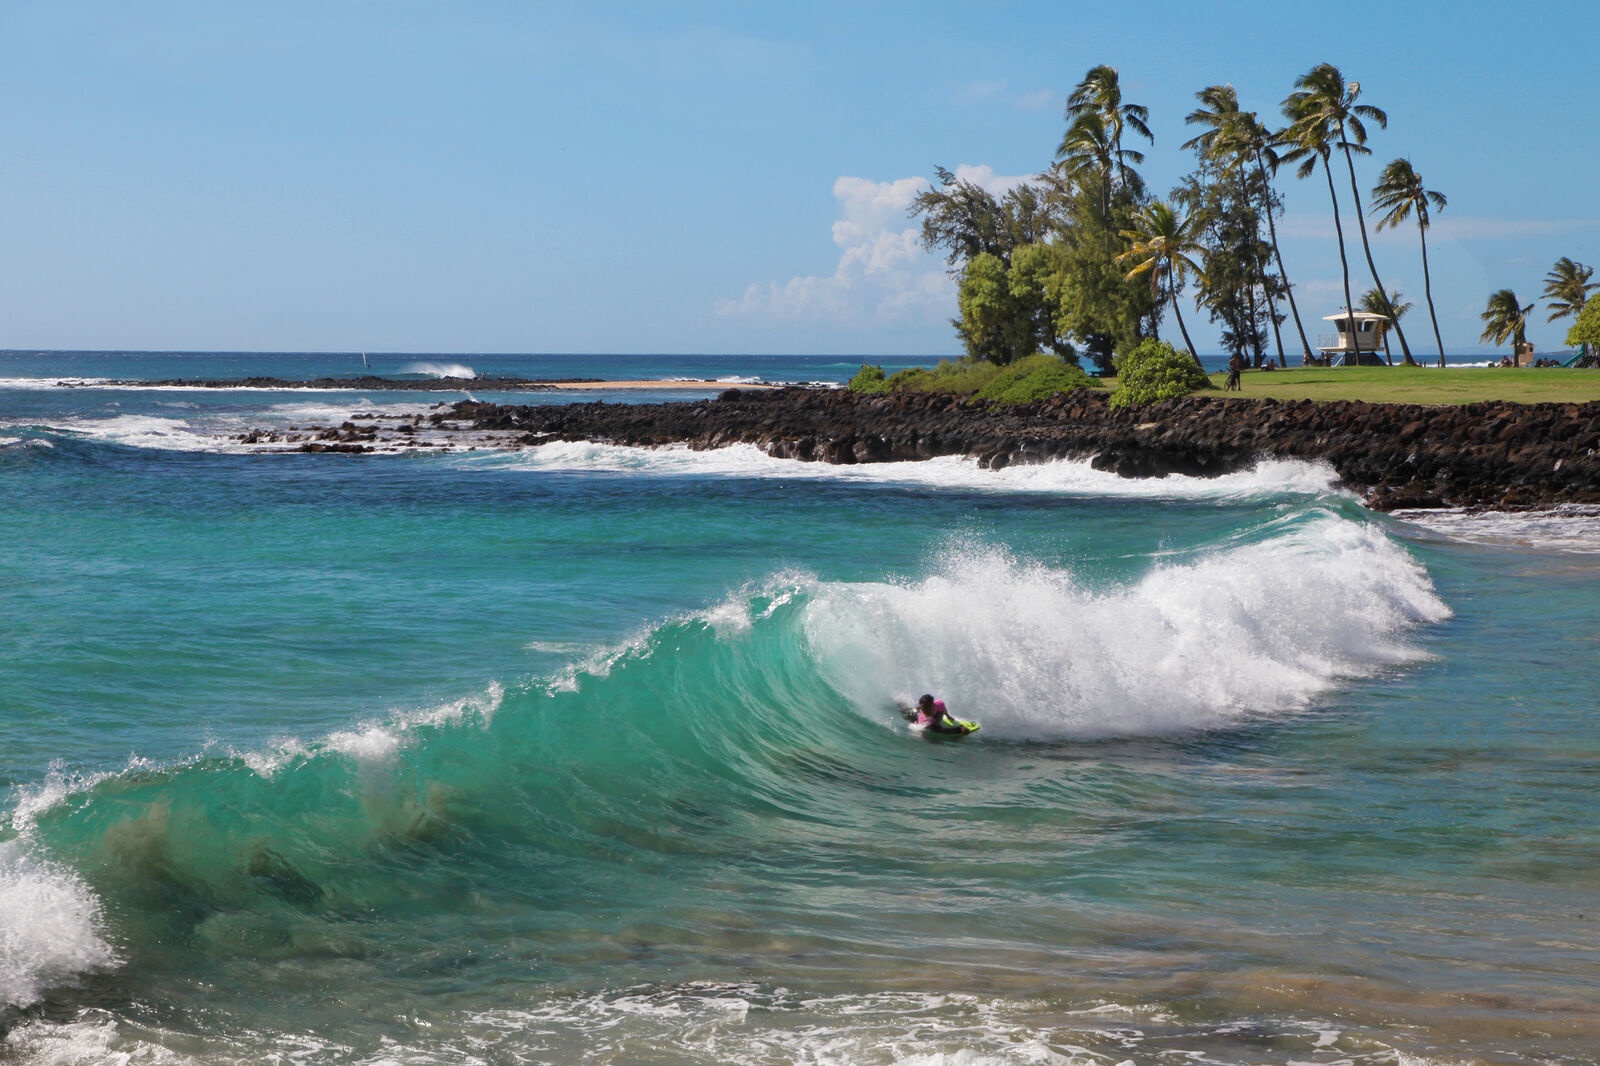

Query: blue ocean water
[2,351,1597,1064]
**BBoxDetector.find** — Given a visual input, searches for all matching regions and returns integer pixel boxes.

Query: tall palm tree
[1543,257,1596,323]
[1282,64,1415,364]
[1183,83,1310,365]
[1116,201,1206,364]
[1479,289,1534,360]
[1279,87,1359,365]
[1065,65,1152,196]
[1360,287,1412,363]
[1056,111,1119,217]
[1371,159,1448,366]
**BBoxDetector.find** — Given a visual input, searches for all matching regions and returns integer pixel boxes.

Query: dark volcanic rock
[427,387,1600,511]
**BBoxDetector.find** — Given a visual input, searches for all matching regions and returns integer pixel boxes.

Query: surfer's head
[917,694,935,712]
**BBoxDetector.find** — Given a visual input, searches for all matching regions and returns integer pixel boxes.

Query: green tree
[1183,84,1304,365]
[1058,65,1151,218]
[1174,167,1275,366]
[1116,201,1206,364]
[1479,289,1534,359]
[1565,294,1600,365]
[910,166,1009,267]
[955,253,1031,364]
[1282,64,1414,364]
[1359,287,1412,363]
[1045,167,1158,372]
[953,245,1075,366]
[1543,257,1596,325]
[1370,158,1449,365]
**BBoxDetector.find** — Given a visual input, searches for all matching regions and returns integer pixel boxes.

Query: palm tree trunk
[1168,270,1201,366]
[1321,157,1359,366]
[1418,223,1446,366]
[1256,150,1307,365]
[1340,139,1416,365]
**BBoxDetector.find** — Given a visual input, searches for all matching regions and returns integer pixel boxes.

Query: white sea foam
[401,361,476,379]
[0,842,118,1010]
[1389,505,1600,555]
[490,441,1346,500]
[807,514,1449,740]
[46,414,223,452]
[0,376,116,390]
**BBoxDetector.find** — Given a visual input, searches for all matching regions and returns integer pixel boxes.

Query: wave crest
[806,513,1449,739]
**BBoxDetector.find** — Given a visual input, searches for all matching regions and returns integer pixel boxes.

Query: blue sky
[1,0,1595,357]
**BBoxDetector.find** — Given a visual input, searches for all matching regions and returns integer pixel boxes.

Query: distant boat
[362,352,370,370]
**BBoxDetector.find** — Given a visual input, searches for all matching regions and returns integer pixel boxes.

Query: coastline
[80,375,773,392]
[234,384,1600,512]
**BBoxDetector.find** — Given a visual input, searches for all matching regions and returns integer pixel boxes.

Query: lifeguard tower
[1315,310,1390,366]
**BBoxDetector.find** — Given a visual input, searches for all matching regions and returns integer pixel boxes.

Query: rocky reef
[247,386,1600,511]
[415,387,1600,511]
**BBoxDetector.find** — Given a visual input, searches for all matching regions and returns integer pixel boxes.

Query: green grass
[1184,364,1600,405]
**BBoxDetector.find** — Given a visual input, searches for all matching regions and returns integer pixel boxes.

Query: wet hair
[917,694,935,709]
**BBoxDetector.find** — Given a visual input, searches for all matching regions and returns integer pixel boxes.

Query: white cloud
[718,167,1034,325]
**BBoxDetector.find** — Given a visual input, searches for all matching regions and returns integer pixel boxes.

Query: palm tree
[1543,257,1596,323]
[1282,64,1415,364]
[1360,287,1413,363]
[1065,65,1152,195]
[1056,111,1119,217]
[1116,201,1206,364]
[1479,289,1534,360]
[1371,159,1448,366]
[1546,258,1599,363]
[1183,83,1310,365]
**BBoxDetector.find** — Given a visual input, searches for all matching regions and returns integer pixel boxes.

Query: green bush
[973,354,1095,404]
[846,364,891,393]
[1108,339,1211,409]
[850,355,1097,401]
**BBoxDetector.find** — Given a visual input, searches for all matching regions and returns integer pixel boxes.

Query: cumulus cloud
[717,166,1033,325]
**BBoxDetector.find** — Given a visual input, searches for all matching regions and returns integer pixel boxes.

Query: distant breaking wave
[400,361,476,379]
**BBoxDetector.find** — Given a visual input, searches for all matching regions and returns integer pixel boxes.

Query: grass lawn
[1191,364,1600,405]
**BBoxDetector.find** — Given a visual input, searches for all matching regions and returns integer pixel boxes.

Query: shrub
[973,354,1096,404]
[847,364,891,394]
[1108,339,1211,409]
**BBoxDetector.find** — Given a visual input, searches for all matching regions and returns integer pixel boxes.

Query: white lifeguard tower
[1315,310,1391,366]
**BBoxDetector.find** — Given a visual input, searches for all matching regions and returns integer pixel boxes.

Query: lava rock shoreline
[271,386,1600,512]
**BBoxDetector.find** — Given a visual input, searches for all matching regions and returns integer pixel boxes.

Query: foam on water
[400,361,476,379]
[0,842,117,1010]
[487,441,1346,500]
[807,512,1449,739]
[1390,505,1600,554]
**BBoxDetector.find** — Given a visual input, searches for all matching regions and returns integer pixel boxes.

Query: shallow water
[3,352,1597,1064]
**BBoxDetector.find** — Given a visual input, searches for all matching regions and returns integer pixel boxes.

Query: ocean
[2,351,1596,1065]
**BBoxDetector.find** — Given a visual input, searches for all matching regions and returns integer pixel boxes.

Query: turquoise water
[2,352,1597,1064]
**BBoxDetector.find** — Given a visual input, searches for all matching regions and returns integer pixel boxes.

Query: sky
[1,0,1595,358]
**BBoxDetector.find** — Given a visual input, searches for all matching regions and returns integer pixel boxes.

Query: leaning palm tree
[1065,65,1152,195]
[1116,201,1206,364]
[1479,289,1534,360]
[1371,159,1448,366]
[1183,84,1310,365]
[1360,287,1412,364]
[1543,257,1596,323]
[1282,64,1415,364]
